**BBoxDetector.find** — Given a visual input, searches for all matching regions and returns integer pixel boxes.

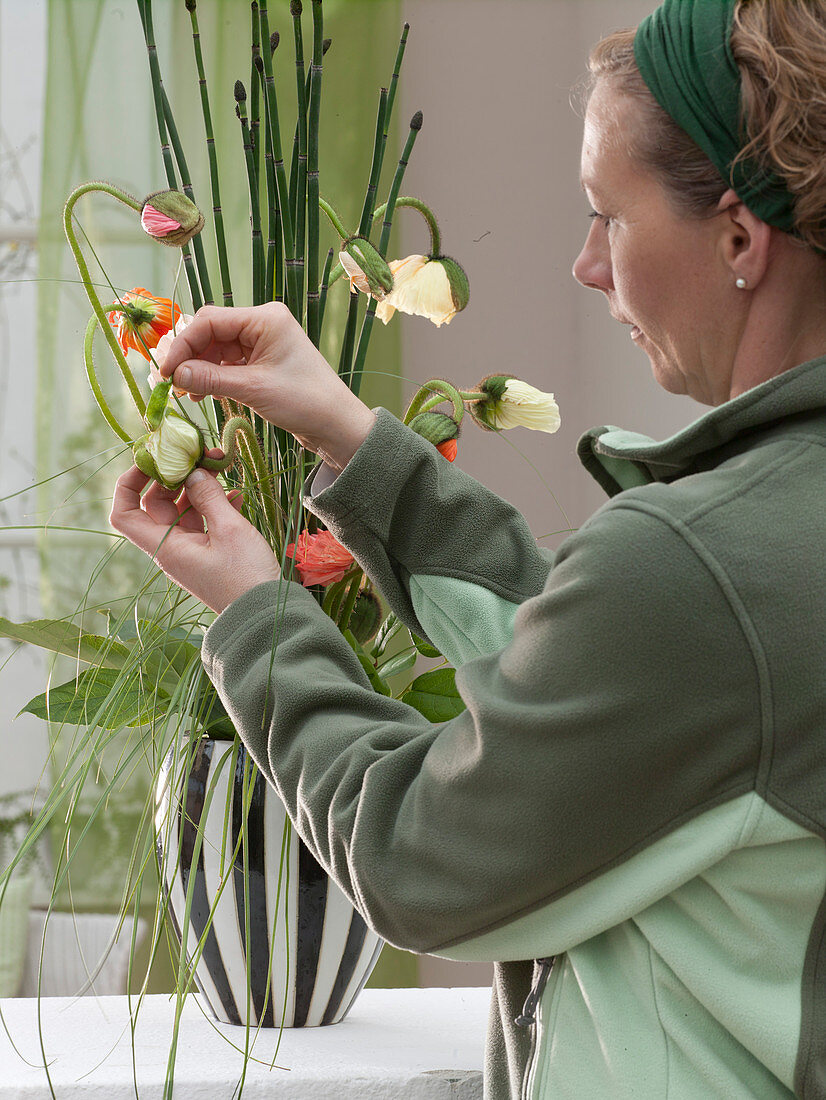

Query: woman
[110,1,826,1096]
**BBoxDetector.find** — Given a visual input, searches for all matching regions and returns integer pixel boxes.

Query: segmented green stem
[254,54,282,303]
[136,0,202,311]
[317,246,334,336]
[305,0,324,345]
[236,88,265,306]
[258,0,299,315]
[160,87,214,305]
[83,317,132,443]
[188,2,234,306]
[351,116,422,397]
[291,2,307,311]
[250,3,262,198]
[63,182,146,418]
[357,88,388,238]
[380,23,409,178]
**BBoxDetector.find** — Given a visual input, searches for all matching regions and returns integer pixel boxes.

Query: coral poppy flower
[107,288,182,361]
[285,530,355,587]
[436,438,458,462]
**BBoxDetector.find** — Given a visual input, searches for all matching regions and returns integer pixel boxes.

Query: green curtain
[37,0,414,988]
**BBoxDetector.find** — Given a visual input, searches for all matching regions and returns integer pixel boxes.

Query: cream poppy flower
[133,410,204,490]
[491,379,561,434]
[376,254,468,328]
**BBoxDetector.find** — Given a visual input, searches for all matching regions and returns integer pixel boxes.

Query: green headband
[634,0,796,232]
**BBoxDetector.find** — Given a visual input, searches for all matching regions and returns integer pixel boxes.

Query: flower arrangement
[0,0,559,1083]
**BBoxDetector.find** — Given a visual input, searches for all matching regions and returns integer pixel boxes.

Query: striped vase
[155,735,383,1027]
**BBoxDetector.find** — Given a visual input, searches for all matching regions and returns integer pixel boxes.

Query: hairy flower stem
[258,0,300,316]
[136,0,203,311]
[236,88,265,306]
[201,415,278,538]
[188,2,234,306]
[63,182,147,418]
[350,115,422,397]
[305,0,324,345]
[83,317,132,443]
[317,197,348,239]
[403,379,465,426]
[373,195,441,256]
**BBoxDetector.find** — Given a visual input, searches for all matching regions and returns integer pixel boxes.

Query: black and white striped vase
[155,735,384,1027]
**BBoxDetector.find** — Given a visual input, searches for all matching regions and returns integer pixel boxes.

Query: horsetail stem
[235,81,265,306]
[188,1,234,305]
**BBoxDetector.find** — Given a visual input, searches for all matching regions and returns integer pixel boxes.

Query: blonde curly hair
[587,1,826,252]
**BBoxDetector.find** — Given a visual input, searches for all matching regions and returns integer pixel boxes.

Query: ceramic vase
[155,735,383,1027]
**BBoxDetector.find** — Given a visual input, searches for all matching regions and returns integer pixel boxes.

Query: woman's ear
[716,187,773,289]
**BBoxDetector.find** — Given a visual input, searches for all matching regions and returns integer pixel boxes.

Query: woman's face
[573,81,735,405]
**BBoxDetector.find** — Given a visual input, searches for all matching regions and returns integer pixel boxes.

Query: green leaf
[22,666,165,728]
[401,667,466,723]
[411,633,441,659]
[0,617,131,670]
[376,646,417,679]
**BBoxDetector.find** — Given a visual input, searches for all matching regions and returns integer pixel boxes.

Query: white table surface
[0,986,488,1098]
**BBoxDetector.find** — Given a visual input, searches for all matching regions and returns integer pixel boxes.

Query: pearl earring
[735,277,748,289]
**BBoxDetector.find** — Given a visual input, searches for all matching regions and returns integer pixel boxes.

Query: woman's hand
[160,302,377,471]
[110,464,281,614]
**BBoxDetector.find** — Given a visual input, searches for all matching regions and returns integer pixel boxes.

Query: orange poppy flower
[107,287,182,360]
[285,530,355,587]
[436,438,458,462]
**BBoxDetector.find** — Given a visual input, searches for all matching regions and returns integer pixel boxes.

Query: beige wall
[397,0,699,988]
[398,0,699,546]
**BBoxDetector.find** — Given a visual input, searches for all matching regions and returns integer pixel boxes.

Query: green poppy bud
[339,237,394,300]
[348,591,383,644]
[133,410,204,490]
[407,410,460,446]
[140,189,205,248]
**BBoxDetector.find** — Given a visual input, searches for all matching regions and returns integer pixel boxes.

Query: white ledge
[0,987,488,1098]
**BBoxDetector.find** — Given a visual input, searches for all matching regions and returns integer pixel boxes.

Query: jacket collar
[577,354,826,497]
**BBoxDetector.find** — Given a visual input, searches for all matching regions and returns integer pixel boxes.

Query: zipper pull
[515,957,554,1028]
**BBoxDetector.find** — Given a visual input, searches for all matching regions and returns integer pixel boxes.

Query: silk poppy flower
[285,530,355,587]
[107,288,182,361]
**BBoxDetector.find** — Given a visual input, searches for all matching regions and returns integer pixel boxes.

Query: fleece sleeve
[202,497,763,958]
[304,408,555,654]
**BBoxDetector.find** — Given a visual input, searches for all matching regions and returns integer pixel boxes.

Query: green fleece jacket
[202,355,826,1099]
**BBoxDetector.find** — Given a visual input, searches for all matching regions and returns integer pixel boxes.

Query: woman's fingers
[110,467,174,559]
[142,480,185,527]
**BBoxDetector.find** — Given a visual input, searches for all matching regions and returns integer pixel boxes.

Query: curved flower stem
[201,416,278,537]
[63,182,147,419]
[403,379,465,426]
[83,317,132,443]
[372,195,441,257]
[318,197,349,240]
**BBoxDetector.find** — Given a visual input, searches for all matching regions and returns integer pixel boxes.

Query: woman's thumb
[184,467,235,520]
